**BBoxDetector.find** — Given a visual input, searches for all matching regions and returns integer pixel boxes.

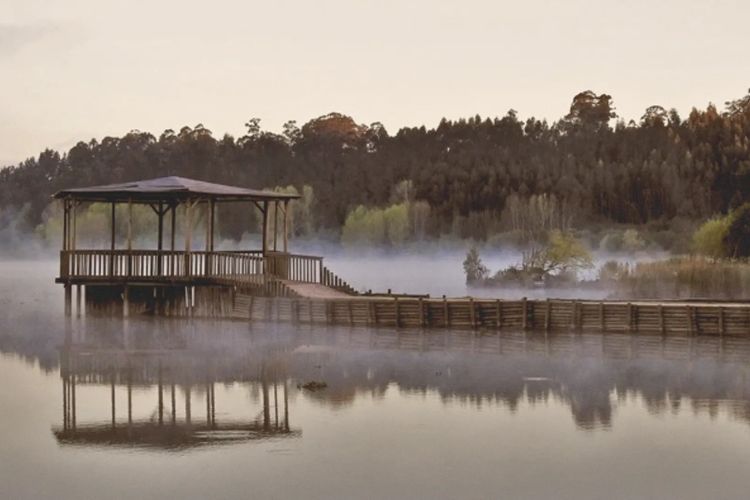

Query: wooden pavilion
[55,176,356,316]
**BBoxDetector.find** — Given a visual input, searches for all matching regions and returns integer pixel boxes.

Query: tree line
[2,89,750,244]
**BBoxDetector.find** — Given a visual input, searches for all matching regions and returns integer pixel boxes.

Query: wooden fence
[228,296,750,336]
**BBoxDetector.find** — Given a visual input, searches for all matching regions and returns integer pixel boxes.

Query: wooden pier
[54,176,750,337]
[227,296,750,336]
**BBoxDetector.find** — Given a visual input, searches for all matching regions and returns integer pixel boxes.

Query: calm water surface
[1,261,750,500]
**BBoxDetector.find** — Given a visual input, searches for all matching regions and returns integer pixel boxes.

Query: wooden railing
[322,266,357,294]
[264,252,323,283]
[60,250,265,280]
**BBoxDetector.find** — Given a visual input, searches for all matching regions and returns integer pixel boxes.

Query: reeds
[620,257,750,299]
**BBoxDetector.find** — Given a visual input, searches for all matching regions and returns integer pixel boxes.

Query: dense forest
[1,89,749,249]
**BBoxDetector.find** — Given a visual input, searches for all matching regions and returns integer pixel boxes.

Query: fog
[3,258,750,499]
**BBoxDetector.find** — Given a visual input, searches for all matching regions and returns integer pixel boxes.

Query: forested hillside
[2,89,749,245]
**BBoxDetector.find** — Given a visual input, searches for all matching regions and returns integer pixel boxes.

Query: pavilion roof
[53,176,299,203]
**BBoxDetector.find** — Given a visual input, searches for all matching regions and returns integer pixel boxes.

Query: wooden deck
[59,250,750,337]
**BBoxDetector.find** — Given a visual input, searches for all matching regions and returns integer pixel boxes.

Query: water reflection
[40,319,750,445]
[55,322,298,450]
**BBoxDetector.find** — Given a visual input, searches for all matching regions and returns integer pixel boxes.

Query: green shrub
[692,216,731,258]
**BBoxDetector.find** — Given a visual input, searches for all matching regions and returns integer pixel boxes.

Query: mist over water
[2,258,750,499]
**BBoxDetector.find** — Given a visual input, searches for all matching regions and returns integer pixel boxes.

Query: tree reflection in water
[40,318,750,447]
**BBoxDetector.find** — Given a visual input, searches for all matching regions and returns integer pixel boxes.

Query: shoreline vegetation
[464,203,750,299]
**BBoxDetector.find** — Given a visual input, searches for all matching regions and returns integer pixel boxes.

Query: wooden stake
[496,299,502,329]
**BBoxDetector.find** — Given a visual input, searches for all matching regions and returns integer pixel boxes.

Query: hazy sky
[2,0,749,166]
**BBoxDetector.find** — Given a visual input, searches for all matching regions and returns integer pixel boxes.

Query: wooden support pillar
[158,361,164,425]
[209,198,215,251]
[71,200,77,252]
[469,297,476,329]
[522,297,528,331]
[184,200,193,276]
[261,201,269,256]
[111,202,116,250]
[110,201,116,276]
[110,373,116,430]
[76,285,82,318]
[282,200,289,253]
[261,370,270,430]
[443,296,449,327]
[659,304,665,335]
[171,383,176,424]
[170,203,176,251]
[64,284,72,317]
[273,201,279,252]
[419,297,426,327]
[185,385,192,425]
[127,199,133,250]
[127,366,133,428]
[283,379,289,431]
[123,285,129,318]
[394,297,400,328]
[127,199,133,277]
[627,303,633,333]
[496,299,502,329]
[62,199,69,251]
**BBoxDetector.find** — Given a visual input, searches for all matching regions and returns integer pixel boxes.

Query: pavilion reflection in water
[56,321,299,450]
[51,319,750,441]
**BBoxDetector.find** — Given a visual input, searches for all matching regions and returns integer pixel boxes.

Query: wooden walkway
[223,295,750,336]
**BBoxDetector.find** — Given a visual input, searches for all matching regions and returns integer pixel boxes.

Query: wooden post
[127,199,133,250]
[394,297,400,328]
[686,305,694,335]
[496,299,502,329]
[157,202,164,276]
[184,200,193,276]
[205,199,213,276]
[273,201,279,252]
[123,285,129,318]
[719,307,725,336]
[261,201,269,256]
[109,202,116,276]
[64,284,72,317]
[283,200,289,253]
[659,305,665,335]
[71,200,77,252]
[443,296,449,327]
[627,303,633,333]
[127,199,133,277]
[209,199,215,252]
[62,199,69,251]
[170,203,176,251]
[522,297,528,331]
[545,299,551,332]
[469,298,476,329]
[419,297,426,327]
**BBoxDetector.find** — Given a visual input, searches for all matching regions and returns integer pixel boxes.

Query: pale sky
[2,0,749,166]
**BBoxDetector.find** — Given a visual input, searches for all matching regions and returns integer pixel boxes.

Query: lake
[1,260,750,499]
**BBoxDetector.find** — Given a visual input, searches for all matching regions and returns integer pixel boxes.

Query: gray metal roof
[53,176,300,202]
